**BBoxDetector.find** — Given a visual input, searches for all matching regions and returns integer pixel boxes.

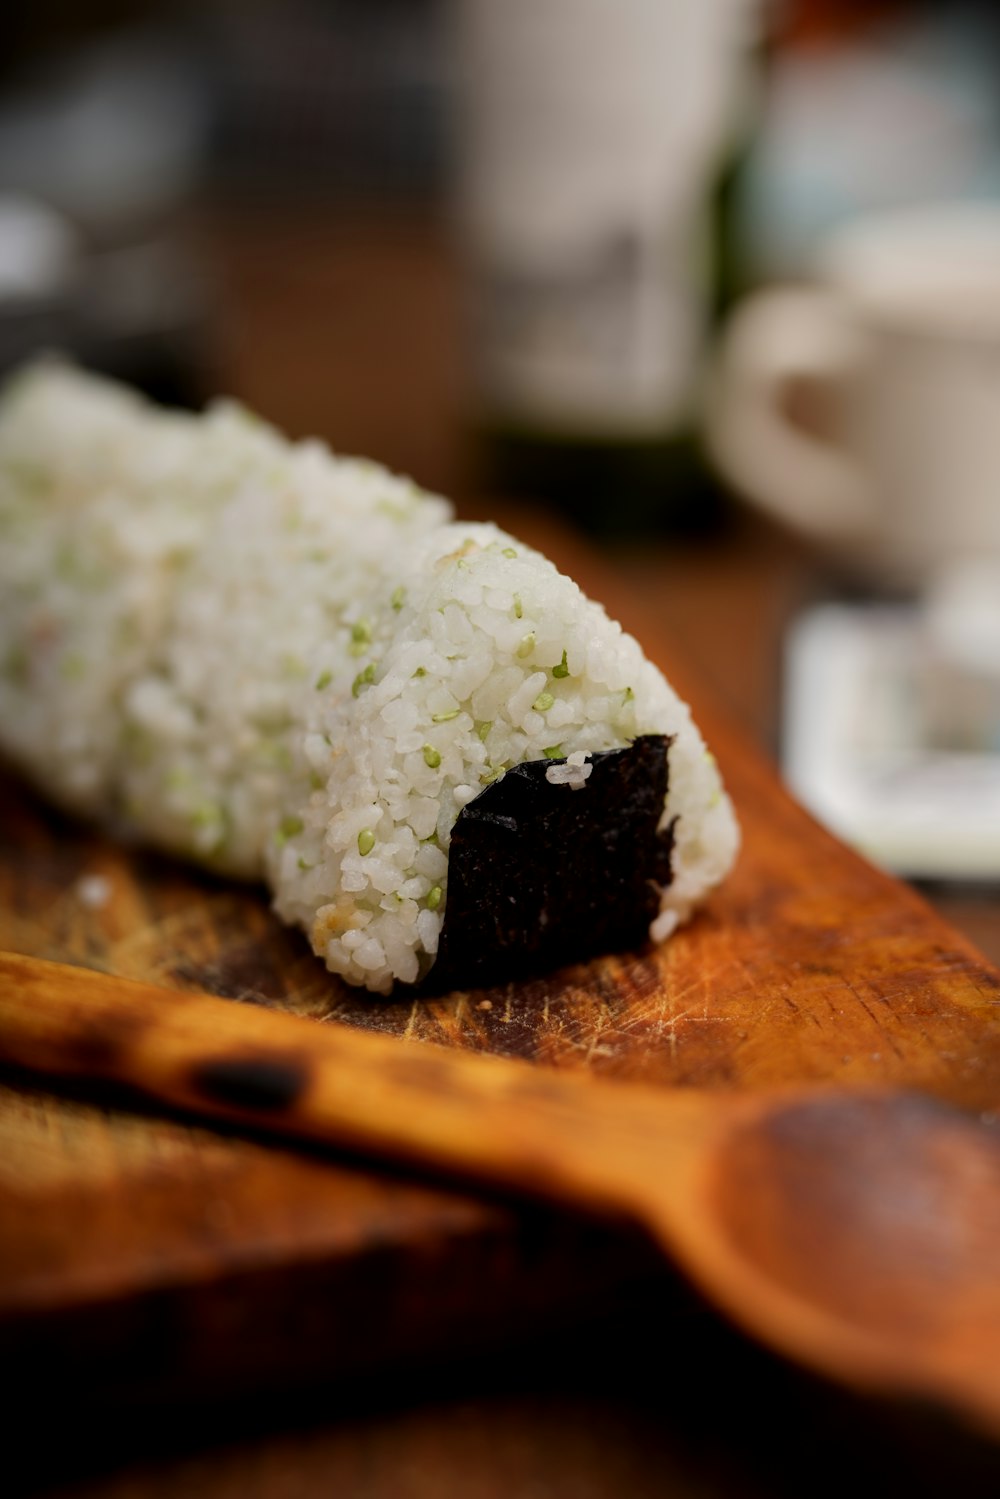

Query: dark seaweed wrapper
[430,735,674,990]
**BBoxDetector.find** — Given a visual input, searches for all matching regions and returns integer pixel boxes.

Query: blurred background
[1,0,998,956]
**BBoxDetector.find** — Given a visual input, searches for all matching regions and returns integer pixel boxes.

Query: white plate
[782,602,1000,880]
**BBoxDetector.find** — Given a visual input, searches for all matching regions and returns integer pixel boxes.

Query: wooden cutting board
[2,516,1000,1405]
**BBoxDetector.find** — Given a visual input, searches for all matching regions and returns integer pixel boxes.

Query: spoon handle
[0,949,708,1222]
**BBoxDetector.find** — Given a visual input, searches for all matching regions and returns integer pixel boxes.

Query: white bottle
[452,0,755,533]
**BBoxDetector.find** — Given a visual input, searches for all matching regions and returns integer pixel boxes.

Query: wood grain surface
[2,509,1000,1421]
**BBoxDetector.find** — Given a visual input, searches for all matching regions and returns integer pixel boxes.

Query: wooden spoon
[3,949,1000,1438]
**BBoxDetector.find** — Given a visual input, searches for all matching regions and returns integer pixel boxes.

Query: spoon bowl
[662,1089,1000,1431]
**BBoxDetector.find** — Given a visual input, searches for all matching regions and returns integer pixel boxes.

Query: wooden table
[5,206,1000,1499]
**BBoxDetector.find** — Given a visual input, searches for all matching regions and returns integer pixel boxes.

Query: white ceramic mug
[707,202,1000,585]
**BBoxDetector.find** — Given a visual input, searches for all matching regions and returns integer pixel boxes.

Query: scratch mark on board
[402,999,419,1042]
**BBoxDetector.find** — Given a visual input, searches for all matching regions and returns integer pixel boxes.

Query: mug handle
[706,288,876,548]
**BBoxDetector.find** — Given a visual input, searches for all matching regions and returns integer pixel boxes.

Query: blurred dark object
[0,8,215,403]
[0,2,176,84]
[0,191,213,407]
[476,425,725,541]
[0,16,209,238]
[73,233,213,407]
[0,1,457,403]
[206,0,450,202]
[0,196,79,369]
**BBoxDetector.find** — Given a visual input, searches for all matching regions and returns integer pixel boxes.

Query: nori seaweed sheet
[431,734,674,989]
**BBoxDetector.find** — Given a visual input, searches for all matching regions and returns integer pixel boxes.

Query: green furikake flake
[412,666,427,678]
[352,663,376,697]
[274,814,304,847]
[3,645,27,684]
[623,686,635,703]
[426,885,443,911]
[476,720,492,741]
[516,632,535,659]
[315,668,332,690]
[390,585,406,611]
[269,744,293,772]
[59,652,85,680]
[423,743,441,769]
[357,828,376,856]
[552,650,569,678]
[6,460,48,496]
[502,547,517,558]
[192,803,227,838]
[349,619,372,656]
[532,690,554,712]
[431,709,459,723]
[543,744,563,759]
[513,593,523,619]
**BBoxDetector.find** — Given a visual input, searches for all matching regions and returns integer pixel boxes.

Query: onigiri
[0,362,739,993]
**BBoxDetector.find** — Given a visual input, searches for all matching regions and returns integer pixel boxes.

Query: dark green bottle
[474,422,718,540]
